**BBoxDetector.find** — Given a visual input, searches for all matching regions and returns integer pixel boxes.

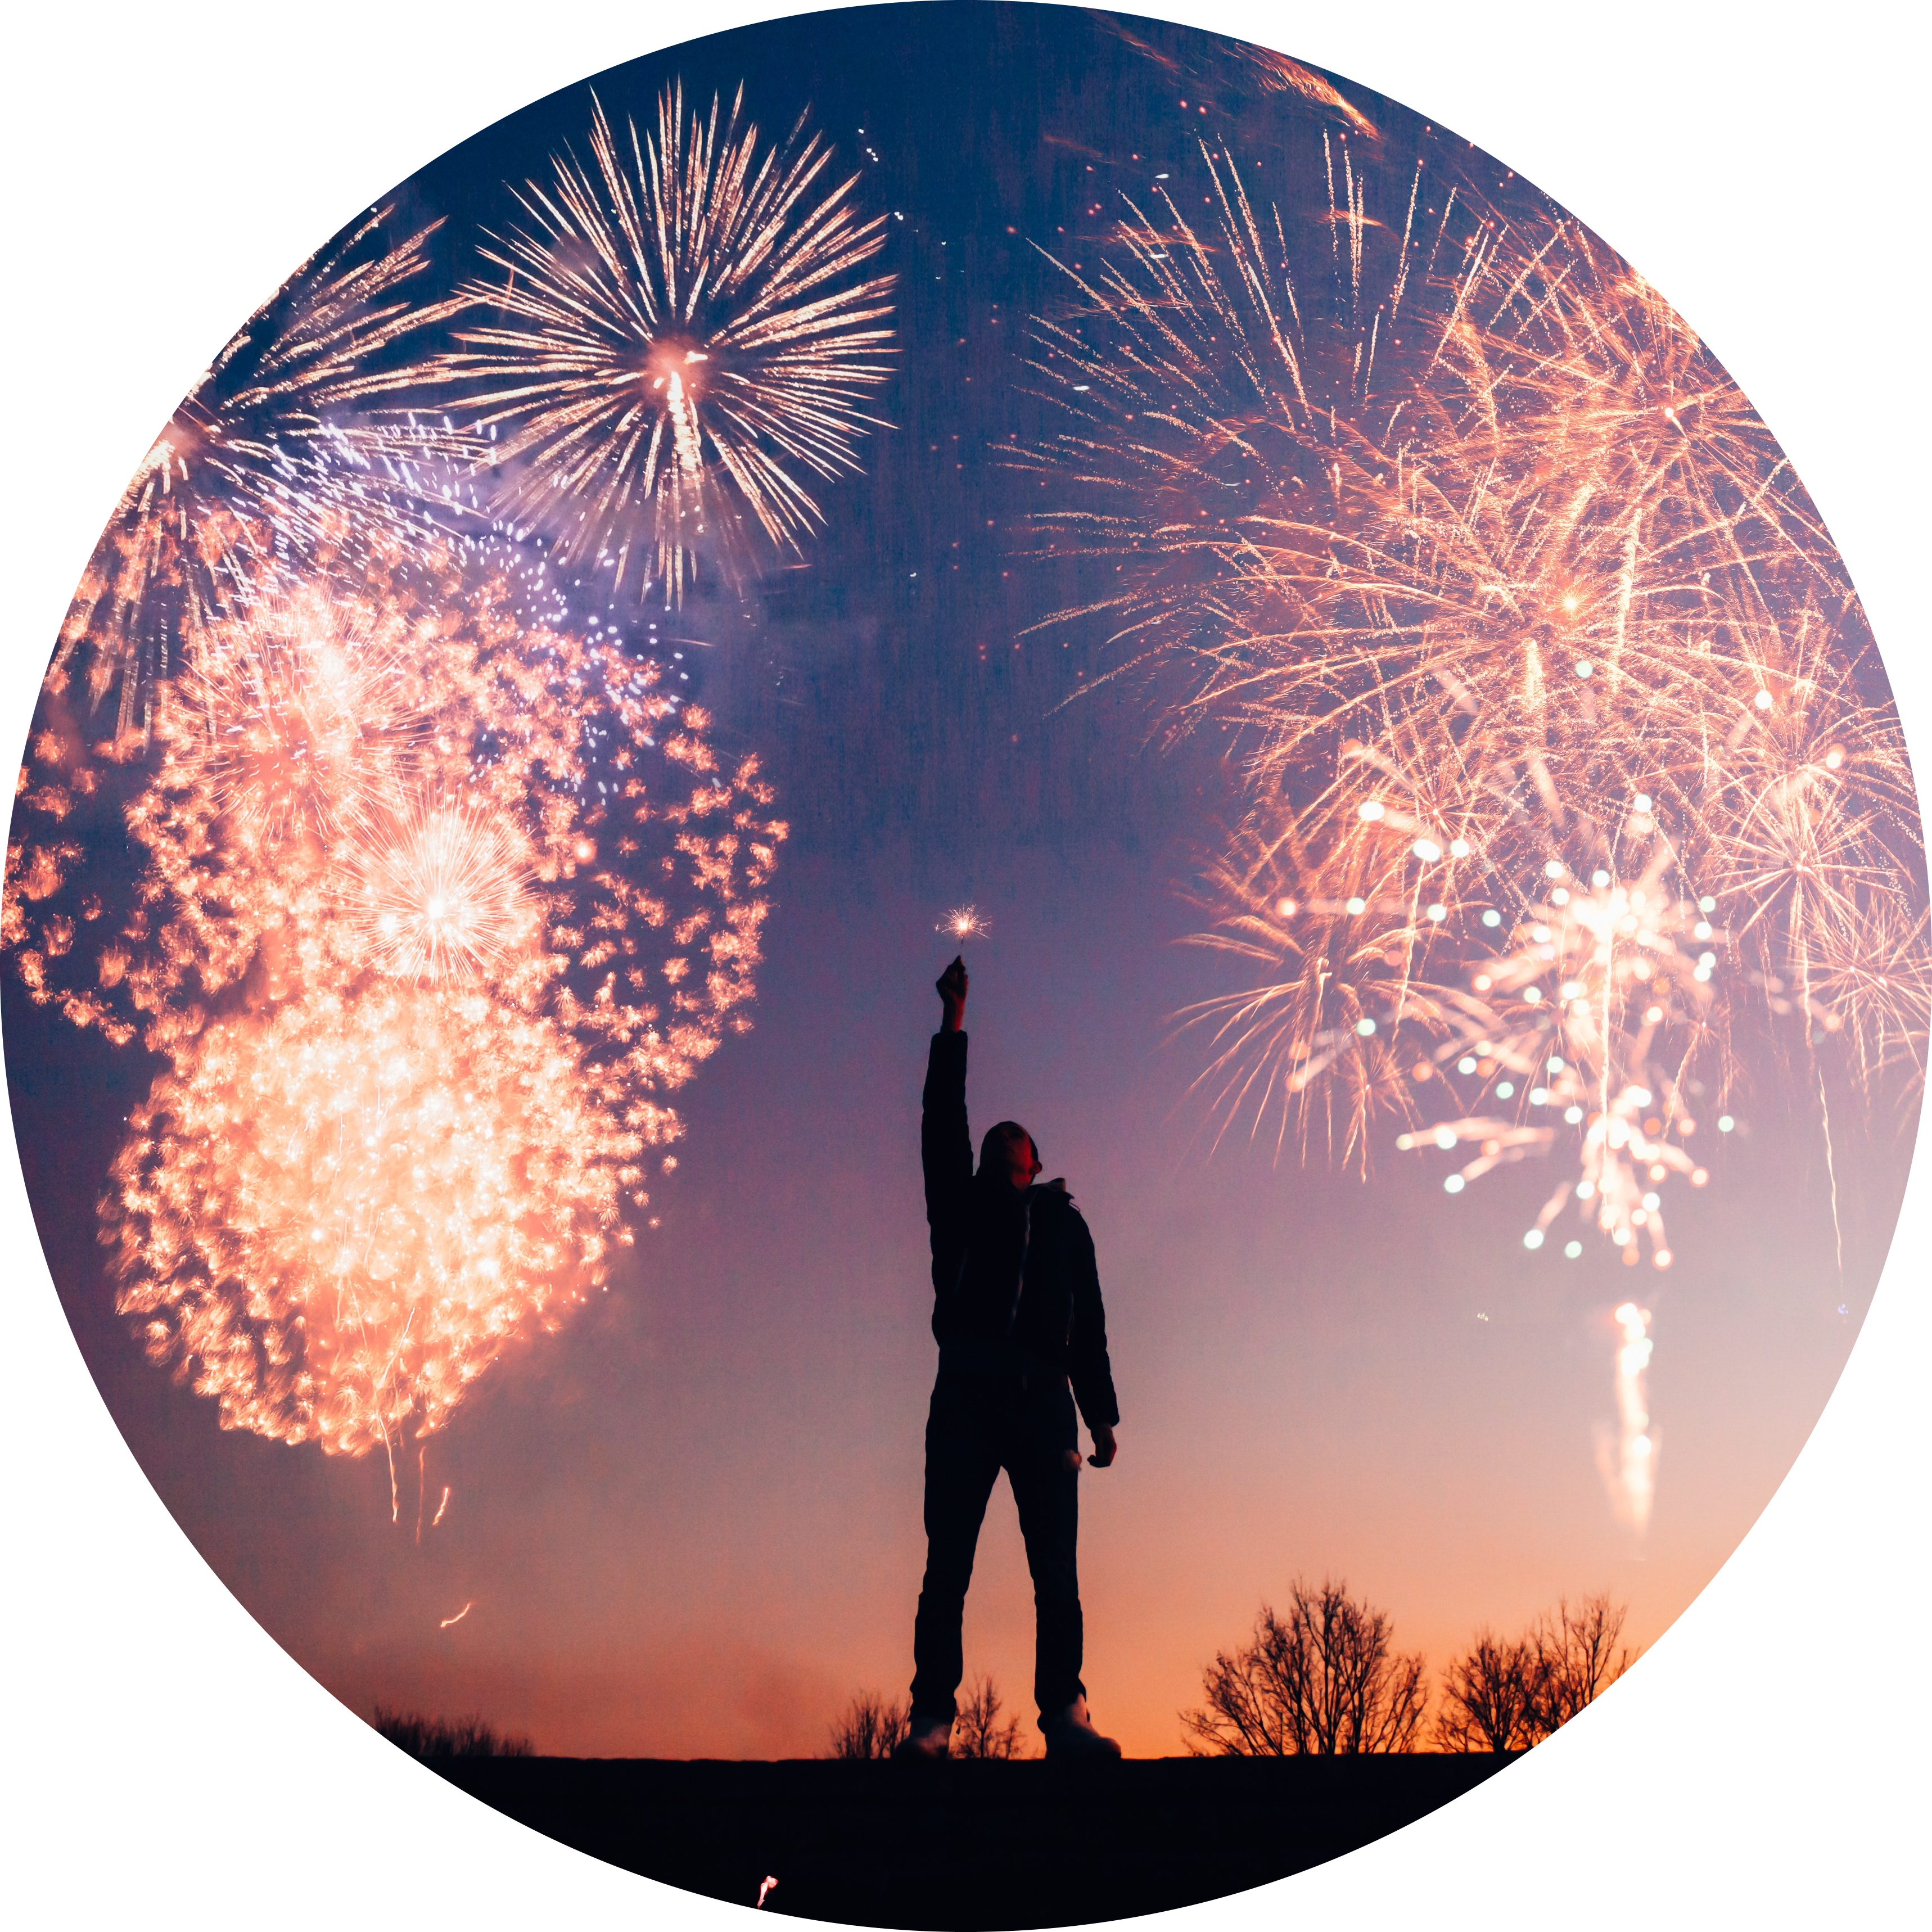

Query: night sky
[7,2,1917,1767]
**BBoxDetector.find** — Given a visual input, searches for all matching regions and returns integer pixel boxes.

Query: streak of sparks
[1596,1302,1658,1533]
[436,84,896,604]
[440,1602,474,1629]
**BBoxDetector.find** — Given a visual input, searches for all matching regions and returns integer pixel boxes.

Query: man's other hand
[936,955,968,1032]
[1087,1424,1117,1468]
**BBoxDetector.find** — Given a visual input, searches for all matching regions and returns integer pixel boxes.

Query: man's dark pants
[910,1351,1085,1724]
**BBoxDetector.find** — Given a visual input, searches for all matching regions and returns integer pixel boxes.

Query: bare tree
[827,1688,910,1760]
[953,1674,1026,1759]
[372,1704,535,1759]
[1432,1632,1541,1753]
[1530,1592,1637,1735]
[1436,1592,1640,1752]
[1181,1578,1429,1756]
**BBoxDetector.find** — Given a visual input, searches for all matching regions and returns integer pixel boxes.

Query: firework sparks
[1015,121,1926,1231]
[1597,1302,1658,1533]
[342,797,536,987]
[756,1878,779,1909]
[105,981,645,1460]
[10,524,787,1463]
[1017,91,1924,1534]
[438,84,896,603]
[938,905,990,940]
[440,1602,475,1630]
[51,211,467,740]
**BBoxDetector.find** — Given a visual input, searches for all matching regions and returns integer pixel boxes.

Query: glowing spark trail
[1597,1302,1658,1533]
[440,1603,474,1629]
[440,84,896,603]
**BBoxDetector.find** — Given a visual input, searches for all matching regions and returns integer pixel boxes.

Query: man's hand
[936,955,968,1033]
[1087,1423,1118,1469]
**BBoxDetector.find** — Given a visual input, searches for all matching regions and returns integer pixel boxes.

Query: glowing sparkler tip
[937,905,990,939]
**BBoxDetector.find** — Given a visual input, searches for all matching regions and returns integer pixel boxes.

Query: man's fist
[936,955,968,1032]
[1087,1423,1118,1469]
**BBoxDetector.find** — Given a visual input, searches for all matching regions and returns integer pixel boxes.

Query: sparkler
[439,84,896,603]
[938,905,990,940]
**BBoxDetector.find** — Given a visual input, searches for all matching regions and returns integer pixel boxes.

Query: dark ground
[430,1755,1514,1926]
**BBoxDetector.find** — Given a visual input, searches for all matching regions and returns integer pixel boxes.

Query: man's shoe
[1040,1696,1122,1759]
[892,1713,953,1760]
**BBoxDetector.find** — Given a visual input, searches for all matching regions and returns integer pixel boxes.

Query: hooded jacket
[921,1030,1120,1430]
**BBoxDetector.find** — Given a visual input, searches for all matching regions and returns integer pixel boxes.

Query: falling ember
[938,905,990,940]
[440,1602,474,1630]
[1597,1303,1658,1534]
[756,1879,779,1910]
[433,1487,451,1528]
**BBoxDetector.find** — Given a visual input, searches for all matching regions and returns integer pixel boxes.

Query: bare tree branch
[1433,1631,1541,1752]
[1436,1592,1641,1751]
[1181,1578,1428,1755]
[953,1674,1027,1759]
[1529,1592,1638,1736]
[826,1688,910,1760]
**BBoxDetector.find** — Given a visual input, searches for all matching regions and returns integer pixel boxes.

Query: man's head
[978,1120,1041,1190]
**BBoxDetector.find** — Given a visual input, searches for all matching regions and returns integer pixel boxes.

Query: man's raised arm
[922,956,972,1289]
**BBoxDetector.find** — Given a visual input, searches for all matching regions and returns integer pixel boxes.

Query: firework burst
[1015,87,1925,1534]
[440,84,896,603]
[8,522,786,1462]
[1015,124,1927,1251]
[51,210,467,740]
[104,980,643,1461]
[340,796,536,986]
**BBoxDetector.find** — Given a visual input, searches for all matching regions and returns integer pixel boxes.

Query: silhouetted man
[896,955,1123,1760]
